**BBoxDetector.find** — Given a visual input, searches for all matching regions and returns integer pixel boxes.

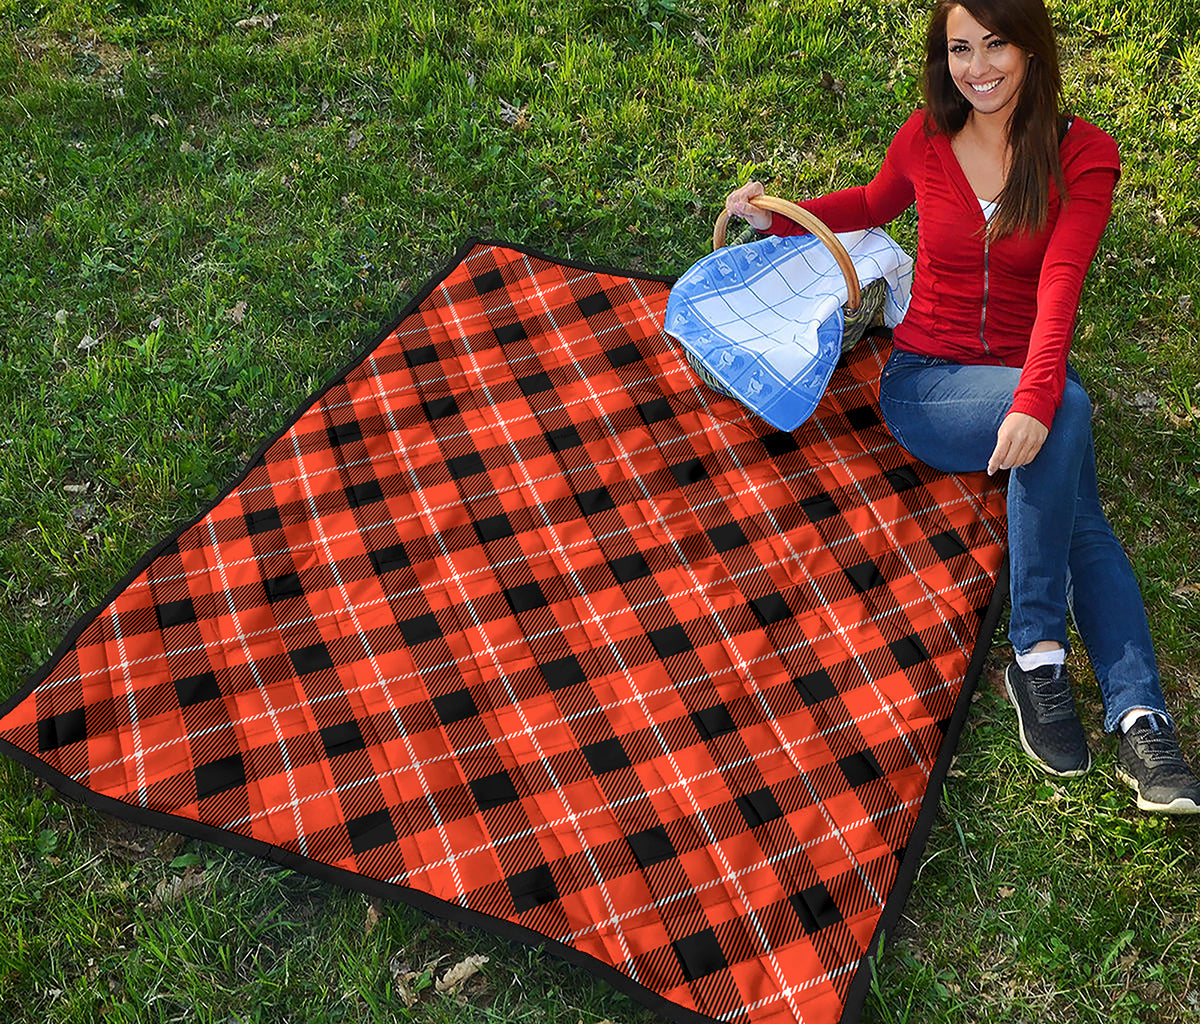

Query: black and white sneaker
[1004,662,1092,777]
[1116,716,1200,815]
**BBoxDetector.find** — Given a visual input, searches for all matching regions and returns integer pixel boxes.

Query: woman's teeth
[971,80,1001,93]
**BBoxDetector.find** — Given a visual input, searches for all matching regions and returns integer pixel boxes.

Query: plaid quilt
[0,241,1007,1024]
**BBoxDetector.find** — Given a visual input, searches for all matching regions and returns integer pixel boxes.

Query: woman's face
[945,5,1030,122]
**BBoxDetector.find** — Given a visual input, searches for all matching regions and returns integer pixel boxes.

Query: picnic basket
[680,195,888,399]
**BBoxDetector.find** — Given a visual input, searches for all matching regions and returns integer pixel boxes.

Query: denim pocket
[882,350,941,391]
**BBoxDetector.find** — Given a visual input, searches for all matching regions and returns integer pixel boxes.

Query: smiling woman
[725,0,1200,815]
[922,0,1067,241]
[944,12,1031,203]
[947,17,1029,113]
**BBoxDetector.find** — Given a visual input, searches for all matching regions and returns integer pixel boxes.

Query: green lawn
[2,0,1198,1021]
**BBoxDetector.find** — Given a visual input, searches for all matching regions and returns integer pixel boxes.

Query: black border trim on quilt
[839,556,1008,1023]
[0,239,1006,1024]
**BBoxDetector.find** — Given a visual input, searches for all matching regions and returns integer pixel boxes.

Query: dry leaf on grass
[394,974,420,1007]
[818,71,845,95]
[227,300,248,324]
[1131,390,1157,413]
[365,896,383,935]
[156,833,184,860]
[498,98,528,128]
[109,838,148,857]
[77,333,100,351]
[151,868,208,909]
[388,953,427,1008]
[436,954,488,994]
[236,12,279,30]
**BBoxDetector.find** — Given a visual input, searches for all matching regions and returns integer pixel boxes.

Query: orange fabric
[1,243,1006,1024]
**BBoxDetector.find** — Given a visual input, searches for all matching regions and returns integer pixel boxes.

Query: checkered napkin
[0,241,1003,1024]
[665,230,914,431]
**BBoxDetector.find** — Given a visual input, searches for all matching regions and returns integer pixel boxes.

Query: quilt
[0,240,1007,1024]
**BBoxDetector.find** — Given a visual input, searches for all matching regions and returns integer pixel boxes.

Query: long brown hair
[922,0,1070,240]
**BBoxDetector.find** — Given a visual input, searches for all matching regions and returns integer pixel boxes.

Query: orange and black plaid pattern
[0,243,1006,1024]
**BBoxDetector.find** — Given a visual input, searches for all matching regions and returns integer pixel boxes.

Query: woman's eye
[949,40,1007,53]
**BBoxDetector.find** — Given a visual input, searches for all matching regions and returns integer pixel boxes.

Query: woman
[726,0,1199,813]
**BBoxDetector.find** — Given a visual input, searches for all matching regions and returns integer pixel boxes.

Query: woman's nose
[970,49,989,74]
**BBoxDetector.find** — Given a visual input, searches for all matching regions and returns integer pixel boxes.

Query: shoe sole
[1115,765,1200,815]
[1004,665,1091,778]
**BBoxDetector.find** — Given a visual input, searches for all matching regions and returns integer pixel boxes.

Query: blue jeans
[878,349,1169,733]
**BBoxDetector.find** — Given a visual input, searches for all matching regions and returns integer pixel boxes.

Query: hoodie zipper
[979,227,991,356]
[978,222,1005,365]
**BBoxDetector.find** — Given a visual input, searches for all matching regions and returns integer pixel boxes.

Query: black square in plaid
[321,720,367,758]
[929,529,969,561]
[674,928,728,981]
[792,883,843,935]
[289,643,335,677]
[433,689,479,726]
[692,704,737,741]
[794,669,838,707]
[195,753,246,801]
[37,708,86,753]
[507,863,559,913]
[328,419,364,447]
[369,543,410,574]
[348,809,398,855]
[582,737,632,775]
[264,572,304,603]
[540,655,587,692]
[0,243,1006,1024]
[470,771,520,812]
[174,672,222,708]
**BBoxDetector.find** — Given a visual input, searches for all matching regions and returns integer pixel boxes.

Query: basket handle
[713,195,862,312]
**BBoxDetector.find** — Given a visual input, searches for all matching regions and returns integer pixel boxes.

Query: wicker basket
[685,195,887,398]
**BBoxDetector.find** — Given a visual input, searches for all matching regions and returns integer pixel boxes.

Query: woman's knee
[1046,381,1092,445]
[1060,379,1091,423]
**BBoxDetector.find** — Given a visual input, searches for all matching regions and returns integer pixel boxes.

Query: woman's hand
[725,181,773,232]
[987,412,1049,475]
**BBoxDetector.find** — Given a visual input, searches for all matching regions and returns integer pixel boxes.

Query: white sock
[1120,709,1163,733]
[1015,648,1066,672]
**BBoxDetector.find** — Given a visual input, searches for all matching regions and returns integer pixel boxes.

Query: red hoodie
[763,108,1120,428]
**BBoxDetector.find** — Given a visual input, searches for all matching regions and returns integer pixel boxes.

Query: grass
[1,0,1198,1021]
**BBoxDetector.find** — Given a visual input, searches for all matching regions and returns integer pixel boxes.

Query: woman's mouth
[970,79,1002,93]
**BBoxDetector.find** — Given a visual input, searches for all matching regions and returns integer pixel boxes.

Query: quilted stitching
[0,243,1006,1024]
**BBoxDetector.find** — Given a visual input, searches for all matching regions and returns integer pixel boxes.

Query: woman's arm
[728,112,921,235]
[768,155,916,236]
[1006,164,1120,428]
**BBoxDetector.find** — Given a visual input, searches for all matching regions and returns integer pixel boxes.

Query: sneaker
[1116,716,1200,815]
[1004,662,1092,777]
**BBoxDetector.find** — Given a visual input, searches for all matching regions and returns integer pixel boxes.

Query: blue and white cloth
[665,228,914,430]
